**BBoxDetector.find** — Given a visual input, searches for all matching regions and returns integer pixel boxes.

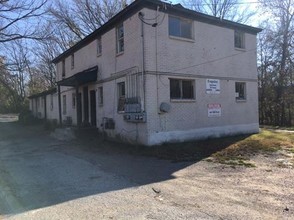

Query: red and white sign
[208,103,221,117]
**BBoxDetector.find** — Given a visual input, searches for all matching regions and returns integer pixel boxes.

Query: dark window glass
[117,82,126,111]
[235,82,246,100]
[169,16,192,39]
[117,24,124,53]
[182,80,194,99]
[234,30,245,49]
[170,79,194,100]
[170,79,181,99]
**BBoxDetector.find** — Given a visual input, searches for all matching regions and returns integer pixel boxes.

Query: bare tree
[48,0,127,50]
[258,0,294,126]
[183,0,255,23]
[0,0,49,43]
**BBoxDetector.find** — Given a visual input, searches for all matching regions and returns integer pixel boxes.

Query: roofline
[52,0,262,64]
[28,88,57,99]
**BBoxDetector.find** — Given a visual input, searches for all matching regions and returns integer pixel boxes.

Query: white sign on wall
[206,79,220,94]
[208,103,221,117]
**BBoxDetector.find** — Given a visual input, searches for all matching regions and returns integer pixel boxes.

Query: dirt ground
[0,117,293,219]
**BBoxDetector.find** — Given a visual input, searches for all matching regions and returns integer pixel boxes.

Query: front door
[90,90,97,126]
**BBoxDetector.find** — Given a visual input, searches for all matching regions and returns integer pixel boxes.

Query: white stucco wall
[45,93,59,121]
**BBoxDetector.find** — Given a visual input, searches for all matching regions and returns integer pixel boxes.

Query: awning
[57,66,98,87]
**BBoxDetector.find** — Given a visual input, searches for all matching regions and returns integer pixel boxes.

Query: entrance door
[83,86,89,124]
[90,90,97,126]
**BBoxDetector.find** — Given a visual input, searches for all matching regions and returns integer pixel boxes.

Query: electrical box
[104,118,115,129]
[124,112,146,123]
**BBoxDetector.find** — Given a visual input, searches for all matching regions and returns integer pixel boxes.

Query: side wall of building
[142,8,259,145]
[54,6,259,146]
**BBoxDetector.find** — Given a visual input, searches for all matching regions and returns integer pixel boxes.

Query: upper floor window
[97,36,102,56]
[116,23,124,54]
[71,54,74,69]
[169,16,193,39]
[235,82,246,101]
[234,30,245,49]
[170,78,195,100]
[62,59,65,77]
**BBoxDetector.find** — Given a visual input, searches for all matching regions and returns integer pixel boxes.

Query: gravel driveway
[0,119,293,219]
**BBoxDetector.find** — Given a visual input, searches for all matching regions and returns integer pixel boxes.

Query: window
[169,16,193,39]
[116,23,124,53]
[235,82,246,100]
[62,59,65,77]
[117,82,125,112]
[97,37,102,56]
[50,94,54,110]
[63,95,66,114]
[71,54,74,69]
[98,87,103,106]
[234,30,245,49]
[170,79,195,100]
[72,93,76,109]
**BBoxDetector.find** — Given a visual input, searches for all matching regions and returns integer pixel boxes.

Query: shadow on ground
[0,120,248,216]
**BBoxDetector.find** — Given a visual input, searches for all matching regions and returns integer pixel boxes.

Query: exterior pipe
[140,12,146,112]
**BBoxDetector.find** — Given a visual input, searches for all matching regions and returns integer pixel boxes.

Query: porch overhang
[57,66,98,87]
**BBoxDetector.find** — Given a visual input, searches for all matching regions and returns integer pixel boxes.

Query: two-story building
[28,88,58,121]
[47,0,262,145]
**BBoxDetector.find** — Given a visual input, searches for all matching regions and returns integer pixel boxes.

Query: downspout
[140,12,146,112]
[155,7,160,114]
[58,85,62,126]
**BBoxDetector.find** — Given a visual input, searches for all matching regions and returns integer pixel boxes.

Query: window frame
[168,15,193,40]
[116,23,124,54]
[62,95,67,115]
[234,30,245,49]
[62,59,65,78]
[72,93,76,109]
[71,54,74,69]
[170,78,195,100]
[97,36,102,56]
[98,86,103,106]
[117,82,126,112]
[50,94,54,111]
[235,82,246,101]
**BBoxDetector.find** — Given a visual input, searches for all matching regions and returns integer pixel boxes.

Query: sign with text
[206,79,220,94]
[208,103,221,117]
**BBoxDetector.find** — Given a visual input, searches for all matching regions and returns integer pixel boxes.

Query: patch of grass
[79,128,294,168]
[211,129,294,167]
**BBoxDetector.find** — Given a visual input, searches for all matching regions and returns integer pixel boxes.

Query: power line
[185,1,264,7]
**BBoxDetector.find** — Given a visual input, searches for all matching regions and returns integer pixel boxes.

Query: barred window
[117,82,125,112]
